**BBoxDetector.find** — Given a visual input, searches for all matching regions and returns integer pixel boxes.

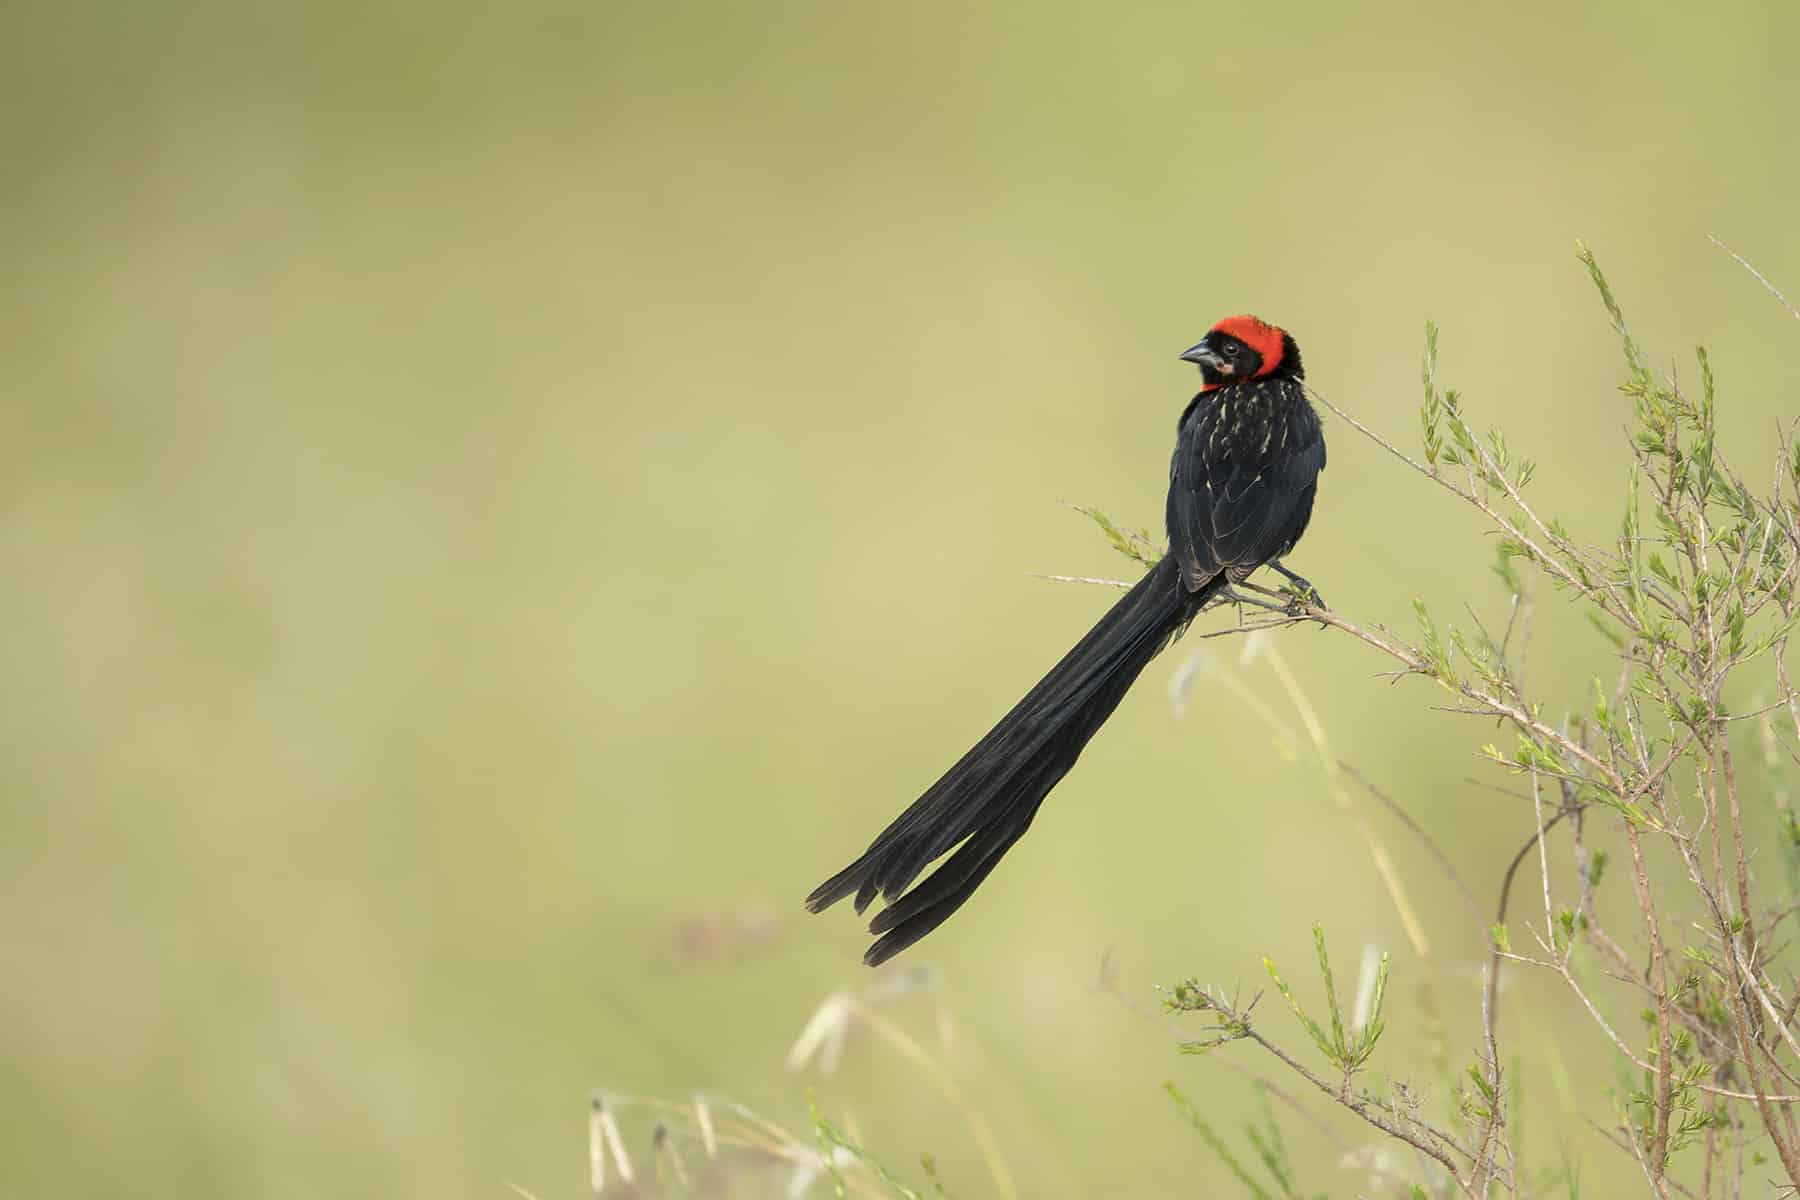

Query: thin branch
[1493,949,1800,1104]
[1625,817,1677,1188]
[1339,761,1483,918]
[1583,1118,1702,1200]
[1029,571,1132,589]
[1708,233,1800,323]
[1235,1026,1476,1191]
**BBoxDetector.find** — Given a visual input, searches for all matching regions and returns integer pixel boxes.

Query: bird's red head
[1179,315,1301,392]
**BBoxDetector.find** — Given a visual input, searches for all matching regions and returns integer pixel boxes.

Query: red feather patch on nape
[1209,314,1286,378]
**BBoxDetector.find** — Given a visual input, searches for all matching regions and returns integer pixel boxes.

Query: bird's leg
[1266,559,1326,611]
[1210,584,1292,617]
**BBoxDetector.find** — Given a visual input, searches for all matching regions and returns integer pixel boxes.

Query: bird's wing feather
[1168,392,1324,584]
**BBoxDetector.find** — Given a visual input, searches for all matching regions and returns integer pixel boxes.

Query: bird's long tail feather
[806,555,1211,965]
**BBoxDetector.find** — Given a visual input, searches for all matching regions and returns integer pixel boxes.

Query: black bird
[807,315,1327,965]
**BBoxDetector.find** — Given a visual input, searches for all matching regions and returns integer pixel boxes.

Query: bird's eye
[1221,343,1238,358]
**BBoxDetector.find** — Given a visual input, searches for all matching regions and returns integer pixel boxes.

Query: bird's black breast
[1165,376,1325,591]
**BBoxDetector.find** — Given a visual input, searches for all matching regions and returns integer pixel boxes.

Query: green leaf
[1165,1083,1276,1200]
[1311,925,1348,1061]
[1577,241,1652,391]
[809,1090,923,1200]
[1263,955,1337,1066]
[1068,502,1158,567]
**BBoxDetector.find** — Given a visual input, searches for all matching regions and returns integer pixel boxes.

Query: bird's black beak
[1179,339,1222,369]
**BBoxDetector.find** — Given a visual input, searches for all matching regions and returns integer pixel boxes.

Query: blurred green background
[4,1,1798,1196]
